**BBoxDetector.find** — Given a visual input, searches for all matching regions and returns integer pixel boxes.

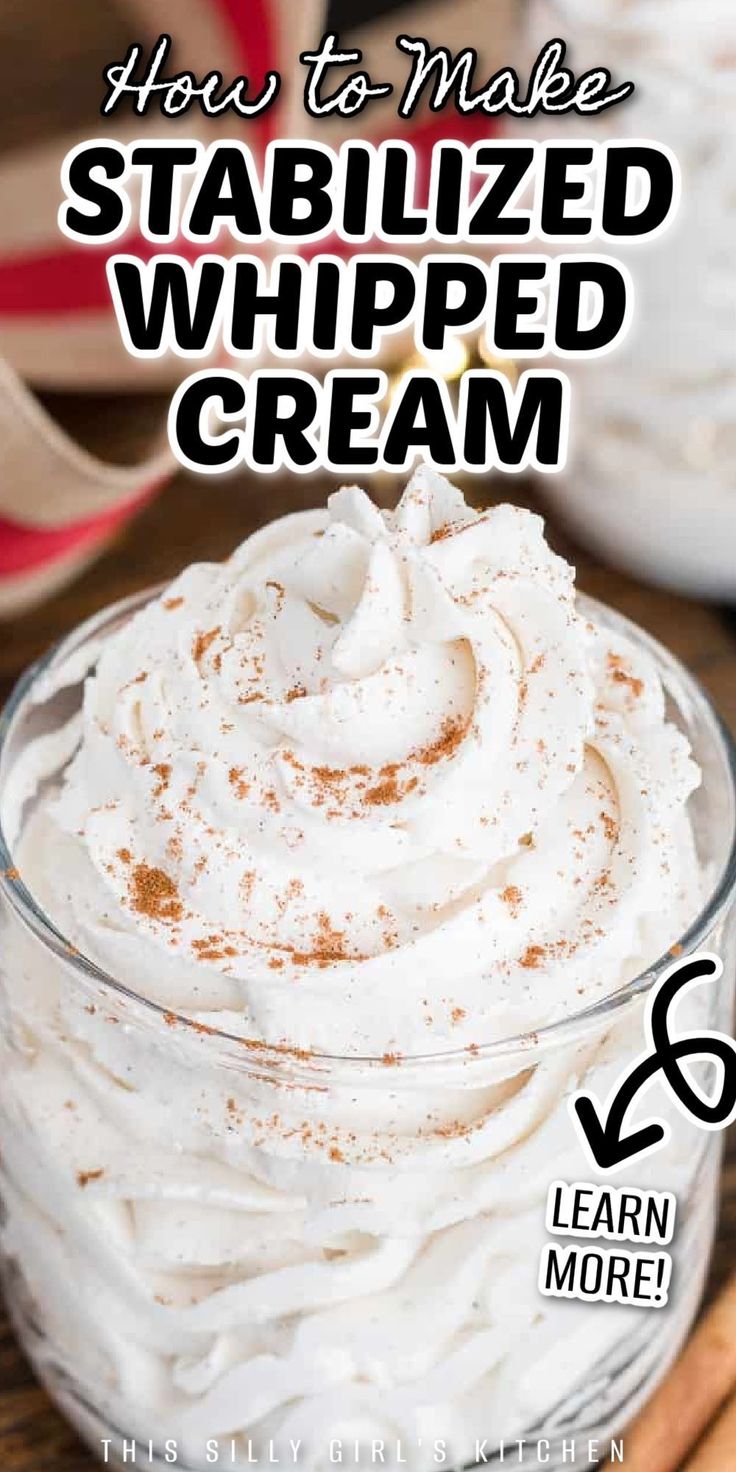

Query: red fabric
[0,234,204,316]
[0,5,497,595]
[0,110,497,315]
[0,0,276,319]
[0,482,162,575]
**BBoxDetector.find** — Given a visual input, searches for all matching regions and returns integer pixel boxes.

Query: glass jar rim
[1,583,736,1079]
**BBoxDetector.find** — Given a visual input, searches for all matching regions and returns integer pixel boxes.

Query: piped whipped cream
[25,468,699,1055]
[0,472,712,1469]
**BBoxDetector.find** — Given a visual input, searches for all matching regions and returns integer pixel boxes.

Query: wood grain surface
[1,460,735,1470]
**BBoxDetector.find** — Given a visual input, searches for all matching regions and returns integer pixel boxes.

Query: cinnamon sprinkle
[600,811,619,843]
[152,762,171,800]
[129,863,183,923]
[607,652,644,699]
[429,521,457,543]
[283,717,467,817]
[163,596,184,611]
[520,944,546,969]
[280,911,367,969]
[500,885,523,913]
[192,626,221,663]
[192,936,238,962]
[229,767,251,800]
[77,1168,104,1188]
[306,911,350,963]
[415,715,469,766]
[364,774,418,806]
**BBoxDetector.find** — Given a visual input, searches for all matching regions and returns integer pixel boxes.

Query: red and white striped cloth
[0,0,513,615]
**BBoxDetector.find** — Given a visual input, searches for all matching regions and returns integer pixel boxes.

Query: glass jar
[0,590,735,1472]
[522,0,736,599]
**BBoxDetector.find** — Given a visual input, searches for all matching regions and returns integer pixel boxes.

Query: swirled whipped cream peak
[22,469,701,1054]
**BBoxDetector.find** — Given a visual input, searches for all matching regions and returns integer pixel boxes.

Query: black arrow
[572,954,735,1173]
[572,1054,666,1171]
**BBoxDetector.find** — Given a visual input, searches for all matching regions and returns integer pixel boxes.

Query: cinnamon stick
[682,1386,736,1470]
[622,1272,736,1471]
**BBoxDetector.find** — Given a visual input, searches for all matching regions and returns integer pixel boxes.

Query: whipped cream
[0,472,711,1469]
[25,468,699,1054]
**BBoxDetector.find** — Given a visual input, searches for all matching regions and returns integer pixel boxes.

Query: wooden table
[1,460,736,1469]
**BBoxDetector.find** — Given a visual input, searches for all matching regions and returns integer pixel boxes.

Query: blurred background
[0,1,734,1467]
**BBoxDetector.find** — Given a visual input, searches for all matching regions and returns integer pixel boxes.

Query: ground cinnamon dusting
[285,715,467,815]
[310,763,352,793]
[500,885,523,913]
[77,1168,104,1188]
[192,935,238,962]
[520,944,546,969]
[600,811,619,843]
[163,596,184,611]
[265,580,285,610]
[192,626,221,663]
[129,863,183,922]
[307,912,350,964]
[364,773,418,806]
[229,767,251,800]
[152,763,171,800]
[429,521,457,543]
[281,910,366,969]
[607,652,644,699]
[415,715,469,766]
